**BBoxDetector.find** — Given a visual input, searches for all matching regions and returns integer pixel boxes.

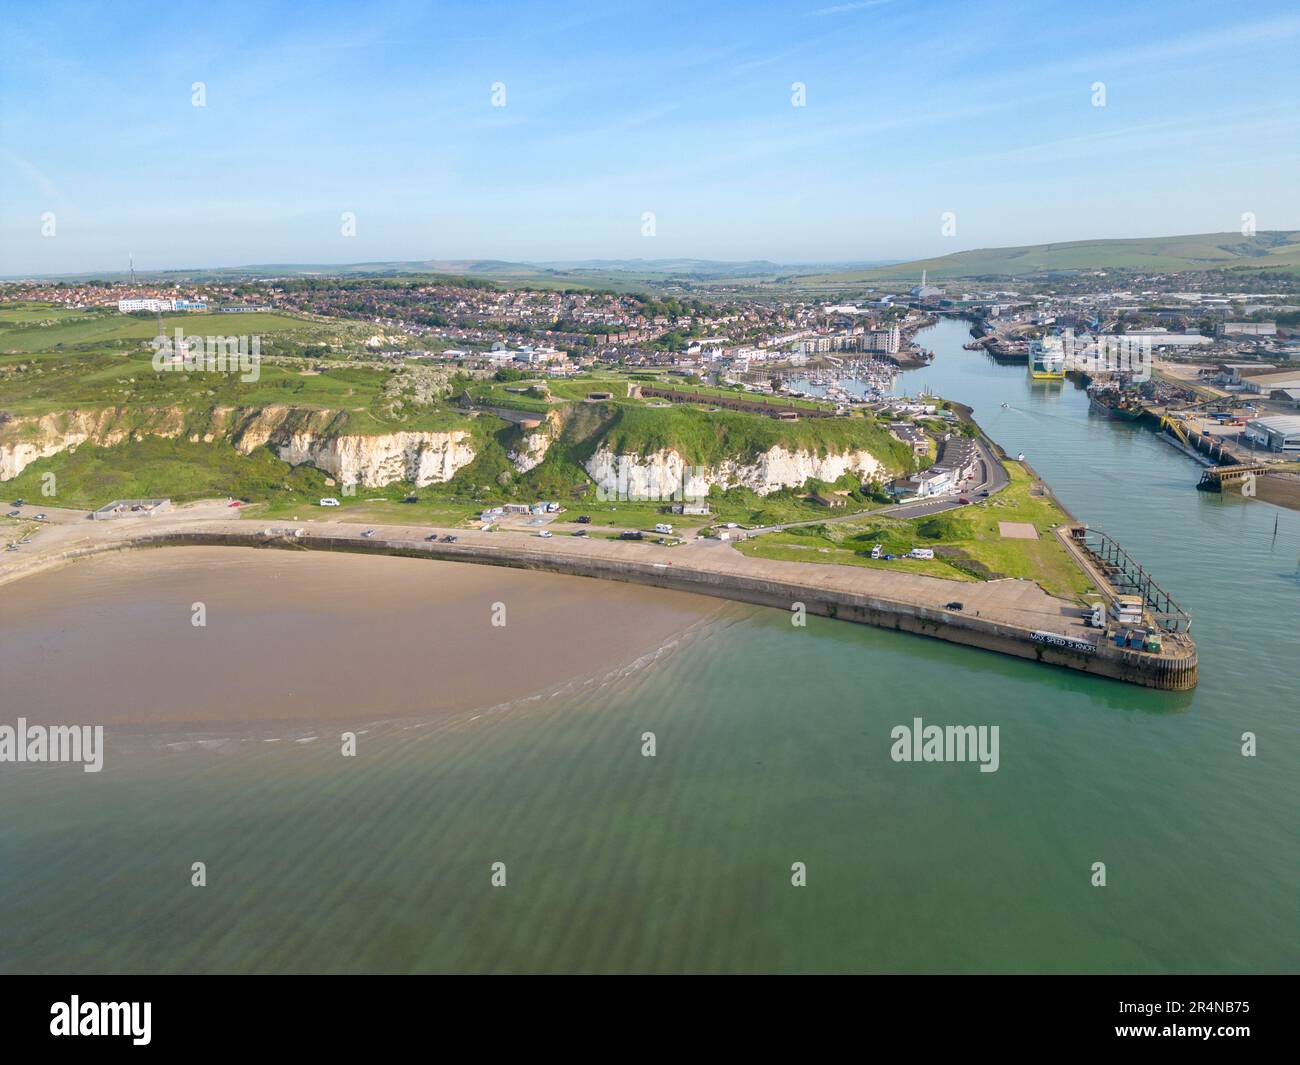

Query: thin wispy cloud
[810,0,893,16]
[1,0,1296,271]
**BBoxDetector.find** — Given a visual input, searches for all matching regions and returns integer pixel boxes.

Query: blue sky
[2,0,1298,274]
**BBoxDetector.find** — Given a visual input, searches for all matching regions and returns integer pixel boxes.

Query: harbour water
[1,318,1296,973]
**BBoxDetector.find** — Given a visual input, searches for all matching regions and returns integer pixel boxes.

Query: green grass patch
[735,462,1095,597]
[3,437,330,508]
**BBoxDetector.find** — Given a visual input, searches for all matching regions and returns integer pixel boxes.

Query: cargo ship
[1028,339,1066,379]
[1088,386,1144,421]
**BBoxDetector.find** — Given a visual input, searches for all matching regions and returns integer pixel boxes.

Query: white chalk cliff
[0,405,476,488]
[584,444,885,498]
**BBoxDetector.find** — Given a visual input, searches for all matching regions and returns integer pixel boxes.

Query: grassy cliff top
[0,348,476,435]
[597,403,912,470]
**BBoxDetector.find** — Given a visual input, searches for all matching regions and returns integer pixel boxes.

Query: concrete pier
[0,507,1197,691]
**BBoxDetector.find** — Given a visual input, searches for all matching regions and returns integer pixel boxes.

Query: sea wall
[129,530,1198,691]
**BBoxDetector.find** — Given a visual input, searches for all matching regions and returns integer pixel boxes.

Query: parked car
[361,528,375,538]
[945,601,964,611]
[440,535,458,543]
[958,497,971,505]
[319,498,341,507]
[34,513,47,520]
[6,511,18,518]
[12,499,25,506]
[228,500,243,508]
[576,515,592,524]
[572,529,588,537]
[619,530,644,540]
[537,530,553,538]
[424,533,439,541]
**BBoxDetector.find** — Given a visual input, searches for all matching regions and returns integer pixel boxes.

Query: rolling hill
[804,231,1300,282]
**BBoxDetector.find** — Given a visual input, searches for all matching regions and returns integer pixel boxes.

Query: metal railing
[1071,526,1192,633]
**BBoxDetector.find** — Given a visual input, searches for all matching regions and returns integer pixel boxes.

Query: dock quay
[0,508,1197,691]
[1196,462,1273,492]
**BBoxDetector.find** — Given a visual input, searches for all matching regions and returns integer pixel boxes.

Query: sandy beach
[0,546,724,729]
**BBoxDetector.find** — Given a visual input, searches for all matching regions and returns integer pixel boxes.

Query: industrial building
[1217,322,1277,338]
[1241,370,1300,395]
[1242,416,1300,452]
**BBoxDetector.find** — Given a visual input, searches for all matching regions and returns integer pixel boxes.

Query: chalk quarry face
[273,429,476,488]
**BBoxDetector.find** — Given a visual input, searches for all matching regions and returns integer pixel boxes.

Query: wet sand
[0,547,722,729]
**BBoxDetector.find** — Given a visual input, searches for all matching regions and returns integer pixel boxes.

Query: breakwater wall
[132,529,1198,691]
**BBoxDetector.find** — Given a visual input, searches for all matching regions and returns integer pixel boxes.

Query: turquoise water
[1,318,1296,973]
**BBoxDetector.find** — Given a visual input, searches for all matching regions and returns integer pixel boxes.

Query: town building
[1217,322,1277,338]
[117,298,172,313]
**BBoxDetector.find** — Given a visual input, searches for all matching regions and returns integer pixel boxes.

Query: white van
[319,498,341,507]
[654,523,673,534]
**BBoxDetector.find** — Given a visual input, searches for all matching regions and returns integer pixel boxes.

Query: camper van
[654,523,674,534]
[908,547,935,560]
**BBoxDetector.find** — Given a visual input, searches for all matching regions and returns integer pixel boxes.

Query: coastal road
[745,436,1009,535]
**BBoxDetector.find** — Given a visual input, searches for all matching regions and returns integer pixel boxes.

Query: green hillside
[804,230,1300,282]
[598,404,912,470]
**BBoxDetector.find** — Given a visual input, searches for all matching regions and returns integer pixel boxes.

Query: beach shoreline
[0,546,728,733]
